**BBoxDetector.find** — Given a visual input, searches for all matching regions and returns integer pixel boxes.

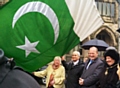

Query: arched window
[96,30,113,46]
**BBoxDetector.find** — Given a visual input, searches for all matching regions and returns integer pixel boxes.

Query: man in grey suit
[79,47,104,88]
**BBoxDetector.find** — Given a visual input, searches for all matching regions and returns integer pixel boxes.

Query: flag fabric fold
[0,0,103,72]
[65,0,104,41]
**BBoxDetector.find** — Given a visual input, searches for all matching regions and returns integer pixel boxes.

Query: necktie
[86,60,92,69]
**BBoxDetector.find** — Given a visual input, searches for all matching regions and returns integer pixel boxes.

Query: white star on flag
[16,36,40,57]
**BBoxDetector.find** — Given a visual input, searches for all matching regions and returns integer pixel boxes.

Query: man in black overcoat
[62,51,84,88]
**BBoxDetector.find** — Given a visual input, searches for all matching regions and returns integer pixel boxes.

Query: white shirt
[73,60,79,66]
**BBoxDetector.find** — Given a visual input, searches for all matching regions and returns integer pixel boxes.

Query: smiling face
[54,59,60,66]
[104,49,119,66]
[88,47,98,60]
[105,56,115,66]
[53,56,61,67]
[71,51,80,62]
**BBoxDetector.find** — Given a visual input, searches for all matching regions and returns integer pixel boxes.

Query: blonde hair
[54,56,61,64]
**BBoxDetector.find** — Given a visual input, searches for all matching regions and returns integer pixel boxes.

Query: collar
[88,58,98,62]
[73,60,79,66]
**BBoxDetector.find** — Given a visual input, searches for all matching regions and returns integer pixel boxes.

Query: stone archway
[94,26,117,46]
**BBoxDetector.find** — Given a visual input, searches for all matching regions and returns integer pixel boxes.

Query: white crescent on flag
[12,1,59,44]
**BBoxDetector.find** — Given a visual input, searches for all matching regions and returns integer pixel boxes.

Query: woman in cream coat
[33,56,65,88]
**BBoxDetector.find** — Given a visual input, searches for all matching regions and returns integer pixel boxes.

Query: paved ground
[40,85,45,88]
[40,84,65,88]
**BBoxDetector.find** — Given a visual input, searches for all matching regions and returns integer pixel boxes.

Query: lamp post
[116,0,120,53]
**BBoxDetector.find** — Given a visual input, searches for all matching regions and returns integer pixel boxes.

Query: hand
[79,78,84,85]
[32,72,34,75]
[50,80,55,85]
[61,56,65,61]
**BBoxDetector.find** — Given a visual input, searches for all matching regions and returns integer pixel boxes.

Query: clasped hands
[79,78,84,85]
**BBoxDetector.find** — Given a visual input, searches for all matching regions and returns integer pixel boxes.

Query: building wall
[66,0,120,61]
[0,0,9,6]
[1,0,119,61]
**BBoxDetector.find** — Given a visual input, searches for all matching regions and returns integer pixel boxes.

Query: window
[95,1,115,17]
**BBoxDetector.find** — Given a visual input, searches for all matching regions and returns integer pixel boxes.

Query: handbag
[117,64,120,80]
[116,64,120,88]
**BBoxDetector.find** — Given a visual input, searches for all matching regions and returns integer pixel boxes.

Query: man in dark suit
[0,49,41,88]
[79,47,104,88]
[62,51,84,88]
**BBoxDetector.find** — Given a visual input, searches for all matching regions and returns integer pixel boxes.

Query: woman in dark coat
[99,47,120,88]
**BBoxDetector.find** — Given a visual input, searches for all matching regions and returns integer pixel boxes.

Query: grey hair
[72,51,80,56]
[54,56,61,64]
[106,46,117,51]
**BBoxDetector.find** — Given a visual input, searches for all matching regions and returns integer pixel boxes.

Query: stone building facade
[0,0,9,6]
[66,0,120,61]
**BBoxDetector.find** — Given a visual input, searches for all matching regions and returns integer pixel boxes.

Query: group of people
[33,46,120,88]
[0,46,119,88]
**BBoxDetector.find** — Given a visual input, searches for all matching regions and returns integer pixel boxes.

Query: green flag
[0,0,79,72]
[0,0,103,72]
